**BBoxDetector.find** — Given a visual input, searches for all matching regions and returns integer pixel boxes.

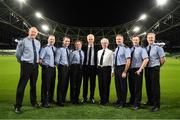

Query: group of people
[14,27,165,114]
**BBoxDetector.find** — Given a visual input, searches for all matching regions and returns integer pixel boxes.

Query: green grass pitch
[0,56,180,119]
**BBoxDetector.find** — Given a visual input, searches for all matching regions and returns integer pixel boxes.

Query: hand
[121,72,127,79]
[39,59,42,64]
[135,69,141,76]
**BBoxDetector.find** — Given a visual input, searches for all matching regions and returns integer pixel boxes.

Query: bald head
[28,27,38,39]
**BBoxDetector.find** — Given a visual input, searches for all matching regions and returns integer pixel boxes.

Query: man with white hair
[82,34,99,103]
[15,27,41,113]
[97,38,113,105]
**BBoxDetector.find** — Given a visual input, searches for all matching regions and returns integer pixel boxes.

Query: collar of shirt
[133,45,140,47]
[88,44,94,47]
[63,46,69,49]
[27,37,36,41]
[118,43,125,47]
[148,43,156,47]
[102,48,108,51]
[47,44,54,47]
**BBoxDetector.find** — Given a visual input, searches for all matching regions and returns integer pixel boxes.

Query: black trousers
[114,65,127,106]
[49,67,56,102]
[128,68,143,107]
[82,65,97,100]
[98,66,111,104]
[70,64,83,103]
[41,65,56,104]
[57,64,69,104]
[145,66,160,107]
[15,61,38,108]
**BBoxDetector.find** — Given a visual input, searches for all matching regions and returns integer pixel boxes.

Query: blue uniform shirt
[131,46,148,68]
[40,44,56,67]
[15,37,41,64]
[146,44,165,67]
[114,44,131,66]
[70,50,85,65]
[55,47,71,65]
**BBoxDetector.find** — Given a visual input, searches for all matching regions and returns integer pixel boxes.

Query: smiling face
[87,34,95,45]
[48,35,55,46]
[116,35,124,45]
[147,33,156,45]
[132,36,140,46]
[101,38,109,49]
[75,41,82,50]
[63,37,70,47]
[28,27,38,39]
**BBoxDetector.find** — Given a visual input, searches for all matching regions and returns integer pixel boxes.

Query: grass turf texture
[0,56,180,119]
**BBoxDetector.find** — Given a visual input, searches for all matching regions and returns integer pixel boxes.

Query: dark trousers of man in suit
[70,64,83,104]
[83,65,96,101]
[57,65,69,104]
[49,67,56,103]
[114,65,127,106]
[41,65,55,105]
[145,66,160,108]
[15,61,38,108]
[98,66,111,104]
[128,68,143,107]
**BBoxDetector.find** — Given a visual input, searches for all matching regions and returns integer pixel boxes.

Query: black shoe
[133,106,139,111]
[42,103,50,108]
[14,107,21,114]
[72,101,76,104]
[90,99,95,104]
[56,102,64,107]
[81,99,87,103]
[99,101,105,105]
[49,100,56,104]
[32,103,40,108]
[143,101,153,106]
[76,101,80,104]
[151,107,159,112]
[117,104,124,108]
[126,102,133,106]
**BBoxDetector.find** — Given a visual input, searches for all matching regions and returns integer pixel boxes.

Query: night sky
[30,0,154,27]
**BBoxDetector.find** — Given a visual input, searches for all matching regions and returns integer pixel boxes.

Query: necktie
[88,47,92,65]
[100,49,105,65]
[147,45,151,67]
[131,47,135,58]
[51,46,55,65]
[115,47,119,66]
[79,50,82,65]
[130,47,135,67]
[147,45,151,56]
[32,39,37,64]
[66,48,70,65]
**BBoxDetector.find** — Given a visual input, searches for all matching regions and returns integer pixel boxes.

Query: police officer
[39,35,56,108]
[145,33,165,112]
[97,38,113,105]
[69,40,84,104]
[55,36,71,106]
[14,27,41,113]
[114,34,131,108]
[128,35,149,110]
